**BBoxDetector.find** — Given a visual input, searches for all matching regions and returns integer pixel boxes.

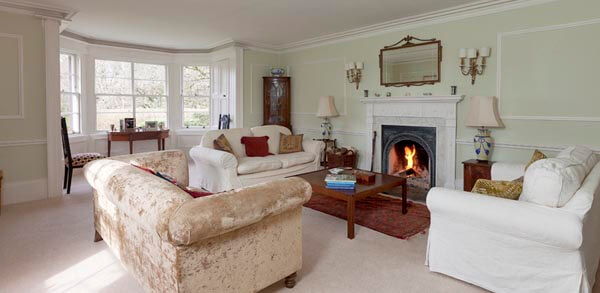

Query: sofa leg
[284,272,297,288]
[94,230,103,242]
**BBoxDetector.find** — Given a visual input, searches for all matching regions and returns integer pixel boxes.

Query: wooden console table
[107,129,169,157]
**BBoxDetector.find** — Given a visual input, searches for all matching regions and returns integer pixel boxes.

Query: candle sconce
[459,47,490,85]
[345,62,363,89]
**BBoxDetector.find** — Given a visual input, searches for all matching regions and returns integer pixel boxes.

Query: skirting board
[2,178,48,206]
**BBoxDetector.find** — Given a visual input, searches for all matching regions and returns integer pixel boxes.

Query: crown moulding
[0,0,76,21]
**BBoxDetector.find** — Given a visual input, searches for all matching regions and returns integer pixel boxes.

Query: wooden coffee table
[295,169,407,239]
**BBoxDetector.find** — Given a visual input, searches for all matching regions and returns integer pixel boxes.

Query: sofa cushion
[557,145,598,174]
[237,156,283,175]
[279,133,304,154]
[250,125,292,154]
[241,136,271,157]
[272,152,316,168]
[520,158,586,207]
[200,128,253,157]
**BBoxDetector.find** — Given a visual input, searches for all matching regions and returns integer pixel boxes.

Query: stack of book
[325,174,357,190]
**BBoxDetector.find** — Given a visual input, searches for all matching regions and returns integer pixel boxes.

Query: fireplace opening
[382,125,436,202]
[388,141,431,191]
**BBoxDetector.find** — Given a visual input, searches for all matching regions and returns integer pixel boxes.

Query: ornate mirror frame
[379,35,442,87]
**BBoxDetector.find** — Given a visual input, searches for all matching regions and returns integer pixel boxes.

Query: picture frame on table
[124,118,136,129]
[144,121,158,130]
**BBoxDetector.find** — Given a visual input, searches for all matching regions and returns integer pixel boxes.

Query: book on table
[325,174,356,190]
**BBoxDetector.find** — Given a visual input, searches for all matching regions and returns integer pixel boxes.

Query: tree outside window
[95,60,167,130]
[182,65,210,128]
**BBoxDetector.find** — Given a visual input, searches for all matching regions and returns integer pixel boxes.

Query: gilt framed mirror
[379,35,442,87]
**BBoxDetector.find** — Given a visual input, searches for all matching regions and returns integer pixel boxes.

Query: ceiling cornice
[0,0,76,21]
[242,0,560,53]
[60,30,238,54]
[54,0,558,54]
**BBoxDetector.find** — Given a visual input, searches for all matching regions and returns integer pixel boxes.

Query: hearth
[382,125,436,201]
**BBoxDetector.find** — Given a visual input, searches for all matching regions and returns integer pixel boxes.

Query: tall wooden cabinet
[263,77,291,129]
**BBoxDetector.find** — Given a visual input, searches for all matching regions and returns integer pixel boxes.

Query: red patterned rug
[304,194,430,239]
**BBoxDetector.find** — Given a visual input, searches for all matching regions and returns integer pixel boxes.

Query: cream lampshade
[466,96,504,161]
[316,96,339,139]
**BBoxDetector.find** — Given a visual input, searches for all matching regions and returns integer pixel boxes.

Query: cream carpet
[1,171,598,293]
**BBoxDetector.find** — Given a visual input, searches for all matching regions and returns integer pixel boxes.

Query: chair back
[61,117,73,165]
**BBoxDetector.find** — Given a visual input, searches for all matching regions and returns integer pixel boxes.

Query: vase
[473,128,493,161]
[320,118,332,140]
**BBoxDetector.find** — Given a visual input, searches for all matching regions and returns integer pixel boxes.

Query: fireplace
[382,125,436,201]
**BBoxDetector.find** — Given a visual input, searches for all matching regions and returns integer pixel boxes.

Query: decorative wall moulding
[455,139,600,153]
[0,33,24,120]
[0,139,47,148]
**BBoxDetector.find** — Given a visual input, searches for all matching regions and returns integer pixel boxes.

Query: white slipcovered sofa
[426,145,600,293]
[189,125,325,192]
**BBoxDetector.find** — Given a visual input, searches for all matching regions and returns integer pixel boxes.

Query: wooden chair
[61,117,105,194]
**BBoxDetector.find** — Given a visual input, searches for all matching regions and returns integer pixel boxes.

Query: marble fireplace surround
[360,95,463,189]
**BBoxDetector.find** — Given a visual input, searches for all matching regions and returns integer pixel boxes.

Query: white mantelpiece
[361,95,463,189]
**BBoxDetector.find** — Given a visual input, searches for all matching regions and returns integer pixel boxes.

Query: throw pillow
[240,136,271,157]
[131,163,213,198]
[213,134,235,155]
[471,179,523,200]
[519,158,586,208]
[557,145,598,174]
[279,133,303,154]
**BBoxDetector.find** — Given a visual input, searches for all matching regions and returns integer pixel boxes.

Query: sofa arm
[303,139,325,156]
[427,187,582,249]
[491,162,526,181]
[168,177,312,246]
[189,146,238,169]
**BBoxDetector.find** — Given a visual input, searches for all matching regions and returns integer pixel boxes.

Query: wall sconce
[345,62,363,89]
[459,47,490,85]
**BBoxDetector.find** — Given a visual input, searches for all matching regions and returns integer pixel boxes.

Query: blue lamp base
[473,127,493,161]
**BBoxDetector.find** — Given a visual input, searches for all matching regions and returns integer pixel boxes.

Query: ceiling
[16,0,484,50]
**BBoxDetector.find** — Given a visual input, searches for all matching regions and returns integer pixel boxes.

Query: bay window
[60,53,81,133]
[95,59,168,130]
[182,65,210,128]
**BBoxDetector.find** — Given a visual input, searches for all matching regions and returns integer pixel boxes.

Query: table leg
[129,141,133,154]
[402,183,408,214]
[157,139,161,151]
[107,140,111,157]
[162,138,166,150]
[347,198,355,239]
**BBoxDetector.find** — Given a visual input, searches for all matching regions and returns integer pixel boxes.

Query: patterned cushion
[71,153,105,167]
[471,179,523,200]
[213,134,235,155]
[279,133,303,154]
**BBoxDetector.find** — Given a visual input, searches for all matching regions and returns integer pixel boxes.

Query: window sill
[68,134,87,143]
[174,128,212,136]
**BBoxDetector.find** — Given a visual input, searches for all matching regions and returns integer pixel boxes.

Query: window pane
[95,60,131,79]
[183,112,209,127]
[95,77,132,94]
[134,80,166,95]
[136,113,167,128]
[96,95,133,112]
[60,54,70,76]
[61,93,73,113]
[96,113,133,131]
[134,63,166,81]
[182,66,210,96]
[183,96,209,111]
[135,96,167,112]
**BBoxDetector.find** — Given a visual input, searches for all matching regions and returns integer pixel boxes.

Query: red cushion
[241,136,271,157]
[185,188,213,198]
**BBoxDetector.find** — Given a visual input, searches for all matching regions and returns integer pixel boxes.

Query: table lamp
[316,96,339,139]
[465,96,504,161]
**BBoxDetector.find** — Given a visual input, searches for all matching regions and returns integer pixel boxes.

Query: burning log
[394,168,415,177]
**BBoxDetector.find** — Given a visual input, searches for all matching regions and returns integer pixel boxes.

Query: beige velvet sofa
[189,125,325,192]
[84,150,312,293]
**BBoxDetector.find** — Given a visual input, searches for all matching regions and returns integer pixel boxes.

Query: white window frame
[60,52,81,134]
[181,64,211,129]
[94,59,169,131]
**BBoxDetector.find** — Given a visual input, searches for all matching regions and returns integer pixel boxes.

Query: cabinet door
[264,77,290,127]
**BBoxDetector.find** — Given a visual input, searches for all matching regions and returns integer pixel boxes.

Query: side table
[462,159,494,191]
